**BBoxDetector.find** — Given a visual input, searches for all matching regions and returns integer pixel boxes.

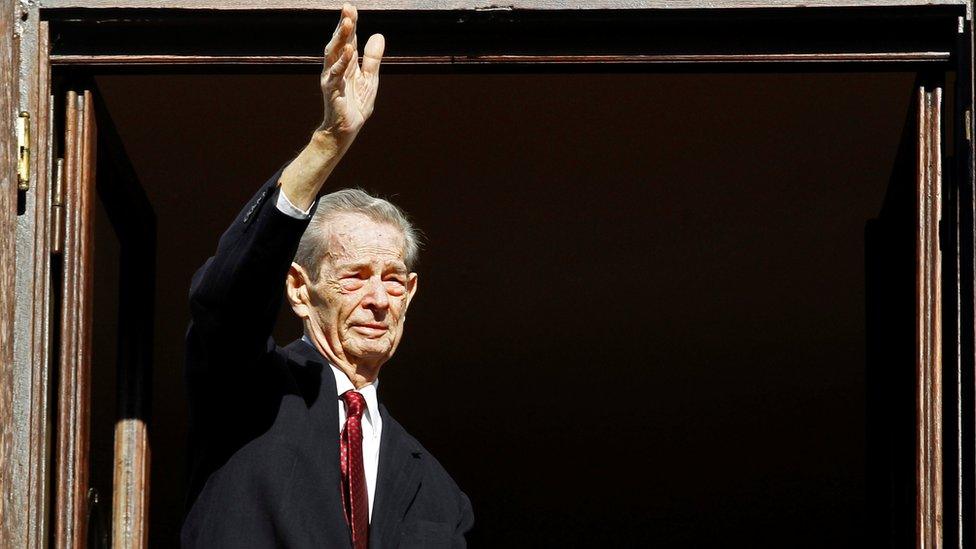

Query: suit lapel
[369,404,423,548]
[284,340,349,542]
[285,339,340,446]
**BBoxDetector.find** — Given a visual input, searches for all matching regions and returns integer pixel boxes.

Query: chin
[348,343,394,361]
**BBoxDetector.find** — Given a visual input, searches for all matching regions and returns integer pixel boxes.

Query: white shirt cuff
[276,188,314,219]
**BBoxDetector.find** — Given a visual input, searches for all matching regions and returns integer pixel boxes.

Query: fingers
[361,33,385,77]
[356,34,384,119]
[324,16,353,69]
[325,43,354,94]
[323,3,357,71]
[343,37,359,81]
[343,5,361,83]
[346,3,358,54]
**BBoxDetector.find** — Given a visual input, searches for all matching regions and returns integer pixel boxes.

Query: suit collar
[296,335,381,428]
[285,337,328,370]
[284,337,341,436]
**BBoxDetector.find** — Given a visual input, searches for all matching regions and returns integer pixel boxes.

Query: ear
[286,262,314,319]
[402,272,419,316]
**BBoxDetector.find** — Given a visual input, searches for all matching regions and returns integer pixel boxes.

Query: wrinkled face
[306,212,417,367]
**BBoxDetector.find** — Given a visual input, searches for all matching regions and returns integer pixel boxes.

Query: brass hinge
[16,111,30,191]
[967,110,973,142]
[51,158,64,254]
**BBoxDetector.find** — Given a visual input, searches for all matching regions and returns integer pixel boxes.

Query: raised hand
[318,3,385,150]
[278,3,383,209]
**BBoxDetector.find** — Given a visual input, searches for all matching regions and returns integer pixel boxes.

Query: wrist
[308,129,346,164]
[277,131,347,210]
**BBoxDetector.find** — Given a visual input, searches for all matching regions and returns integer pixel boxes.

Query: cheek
[390,294,409,315]
[338,294,372,326]
[310,285,357,324]
[322,278,347,297]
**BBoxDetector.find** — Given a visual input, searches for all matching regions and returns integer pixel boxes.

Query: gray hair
[294,188,421,280]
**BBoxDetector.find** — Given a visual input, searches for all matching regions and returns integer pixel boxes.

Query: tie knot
[341,390,367,420]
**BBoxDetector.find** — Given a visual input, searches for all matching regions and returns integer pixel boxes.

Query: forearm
[278,130,347,210]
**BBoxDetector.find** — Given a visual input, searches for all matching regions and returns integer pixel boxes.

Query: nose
[362,275,390,310]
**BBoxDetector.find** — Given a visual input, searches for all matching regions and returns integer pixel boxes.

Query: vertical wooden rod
[916,84,944,549]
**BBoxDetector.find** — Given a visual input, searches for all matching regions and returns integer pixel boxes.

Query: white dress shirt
[276,186,315,219]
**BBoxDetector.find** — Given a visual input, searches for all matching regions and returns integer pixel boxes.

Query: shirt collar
[301,334,380,427]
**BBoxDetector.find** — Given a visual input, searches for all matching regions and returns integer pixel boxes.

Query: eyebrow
[336,260,407,273]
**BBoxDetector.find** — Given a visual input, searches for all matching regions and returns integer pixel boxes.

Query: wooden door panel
[54,89,96,549]
[52,86,155,549]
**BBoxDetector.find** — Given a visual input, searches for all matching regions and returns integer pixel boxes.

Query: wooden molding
[48,52,953,66]
[25,21,54,549]
[0,0,21,542]
[916,84,944,549]
[32,0,973,11]
[4,10,55,549]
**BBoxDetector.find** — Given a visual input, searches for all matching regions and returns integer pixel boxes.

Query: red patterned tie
[340,390,369,549]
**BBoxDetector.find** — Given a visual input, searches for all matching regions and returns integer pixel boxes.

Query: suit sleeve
[186,162,312,377]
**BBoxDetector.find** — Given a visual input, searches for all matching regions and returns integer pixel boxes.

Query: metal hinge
[967,110,973,142]
[51,158,64,254]
[17,111,30,191]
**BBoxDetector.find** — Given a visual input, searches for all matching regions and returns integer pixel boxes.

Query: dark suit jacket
[181,164,473,548]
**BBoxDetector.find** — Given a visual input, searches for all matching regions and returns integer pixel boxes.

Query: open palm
[319,3,385,143]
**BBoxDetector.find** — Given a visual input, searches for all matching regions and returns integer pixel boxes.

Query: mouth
[351,323,389,337]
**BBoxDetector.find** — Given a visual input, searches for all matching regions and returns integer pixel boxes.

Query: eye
[339,273,366,290]
[384,276,407,295]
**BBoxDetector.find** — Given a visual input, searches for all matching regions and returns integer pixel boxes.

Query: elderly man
[180,4,473,547]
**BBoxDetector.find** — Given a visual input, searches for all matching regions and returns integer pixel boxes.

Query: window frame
[3,2,973,547]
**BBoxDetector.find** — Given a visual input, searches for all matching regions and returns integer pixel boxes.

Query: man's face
[305,212,417,368]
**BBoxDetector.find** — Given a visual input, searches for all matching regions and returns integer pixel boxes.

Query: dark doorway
[88,71,922,547]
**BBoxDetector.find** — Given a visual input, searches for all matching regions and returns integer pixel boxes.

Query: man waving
[181,4,473,547]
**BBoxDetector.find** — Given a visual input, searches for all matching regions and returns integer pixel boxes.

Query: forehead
[322,212,406,266]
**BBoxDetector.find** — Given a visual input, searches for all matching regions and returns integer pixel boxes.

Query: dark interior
[85,71,924,547]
